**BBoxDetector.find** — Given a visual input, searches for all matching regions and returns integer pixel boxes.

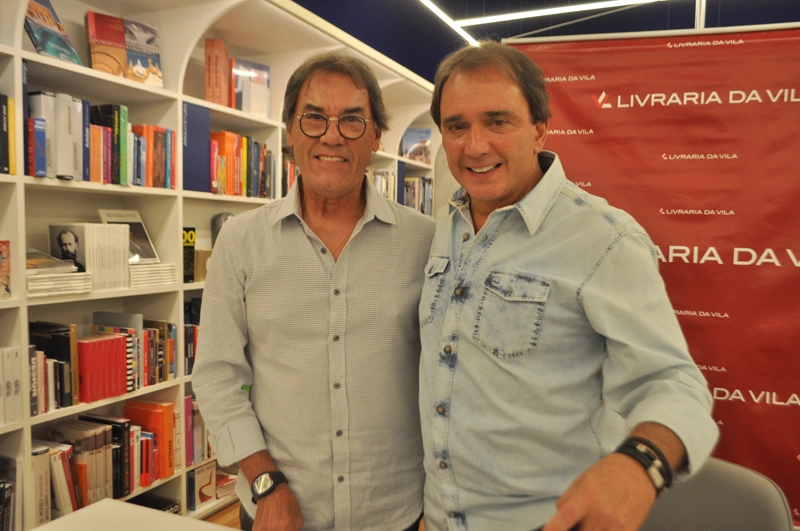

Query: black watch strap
[250,471,288,504]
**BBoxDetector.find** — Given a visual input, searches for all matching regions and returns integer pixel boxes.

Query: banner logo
[666,39,744,48]
[592,91,612,108]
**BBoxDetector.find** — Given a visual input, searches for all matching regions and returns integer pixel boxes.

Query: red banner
[510,27,800,524]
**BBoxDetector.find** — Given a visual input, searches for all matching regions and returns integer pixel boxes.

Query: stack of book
[215,470,236,499]
[27,248,92,298]
[48,224,129,291]
[129,263,177,288]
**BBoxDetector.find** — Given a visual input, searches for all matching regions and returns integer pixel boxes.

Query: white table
[35,498,229,530]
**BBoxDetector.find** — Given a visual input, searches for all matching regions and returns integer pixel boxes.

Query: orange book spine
[124,400,175,479]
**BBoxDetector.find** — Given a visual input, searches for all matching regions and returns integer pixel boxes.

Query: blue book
[132,134,140,186]
[22,61,29,176]
[82,99,90,181]
[182,102,211,192]
[138,135,147,186]
[164,127,172,189]
[32,118,47,177]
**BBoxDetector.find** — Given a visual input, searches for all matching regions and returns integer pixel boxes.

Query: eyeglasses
[295,113,370,140]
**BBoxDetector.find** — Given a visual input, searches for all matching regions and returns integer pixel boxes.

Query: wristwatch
[250,471,288,504]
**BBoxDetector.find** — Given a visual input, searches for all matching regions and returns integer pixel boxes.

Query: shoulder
[558,182,647,238]
[385,201,436,234]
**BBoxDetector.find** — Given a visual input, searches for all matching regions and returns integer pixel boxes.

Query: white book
[47,448,74,517]
[28,91,56,178]
[71,97,84,180]
[31,445,51,523]
[0,348,5,425]
[11,347,22,423]
[3,348,15,423]
[54,93,76,179]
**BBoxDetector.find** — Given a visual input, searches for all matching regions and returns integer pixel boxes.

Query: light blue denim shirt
[419,151,718,531]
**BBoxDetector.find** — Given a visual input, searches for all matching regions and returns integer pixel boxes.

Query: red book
[85,12,127,77]
[139,433,152,487]
[124,399,174,480]
[102,126,112,183]
[209,139,219,194]
[76,338,95,403]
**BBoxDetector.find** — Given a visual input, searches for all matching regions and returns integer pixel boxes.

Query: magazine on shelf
[400,127,432,164]
[24,0,82,65]
[230,58,270,118]
[124,19,163,87]
[97,209,160,265]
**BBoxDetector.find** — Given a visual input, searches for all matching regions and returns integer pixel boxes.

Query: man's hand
[541,453,656,531]
[253,483,304,531]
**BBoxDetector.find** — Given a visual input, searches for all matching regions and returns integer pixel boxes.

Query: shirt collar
[273,174,397,227]
[447,150,567,236]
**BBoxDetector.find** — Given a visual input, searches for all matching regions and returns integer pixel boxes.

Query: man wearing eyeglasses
[193,51,435,531]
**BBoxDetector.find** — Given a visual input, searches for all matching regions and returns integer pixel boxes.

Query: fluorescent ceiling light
[418,0,478,45]
[455,0,665,27]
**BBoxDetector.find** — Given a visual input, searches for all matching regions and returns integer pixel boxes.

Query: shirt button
[482,235,488,242]
[436,405,445,415]
[333,383,341,389]
[337,475,345,482]
[454,287,462,297]
[321,247,328,254]
[336,430,343,437]
[333,335,340,342]
[334,289,340,295]
[449,512,456,518]
[439,461,448,469]
[462,232,470,241]
[443,345,452,354]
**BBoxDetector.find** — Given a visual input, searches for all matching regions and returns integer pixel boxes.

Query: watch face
[254,473,274,494]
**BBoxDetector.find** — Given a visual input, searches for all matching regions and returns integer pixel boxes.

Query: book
[70,97,83,180]
[54,92,76,179]
[28,91,55,178]
[85,12,127,77]
[79,414,131,498]
[230,58,271,118]
[26,248,77,276]
[152,126,167,188]
[24,0,82,65]
[33,440,82,511]
[204,38,229,106]
[0,454,23,530]
[128,494,180,513]
[28,117,47,177]
[123,19,163,87]
[97,209,160,265]
[7,97,16,175]
[90,104,125,184]
[183,227,195,283]
[29,321,79,406]
[0,241,9,300]
[401,127,432,164]
[182,102,211,193]
[187,460,215,511]
[31,444,51,524]
[130,124,153,187]
[123,399,175,480]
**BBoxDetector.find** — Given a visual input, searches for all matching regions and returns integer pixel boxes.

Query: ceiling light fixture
[418,0,479,45]
[455,0,666,27]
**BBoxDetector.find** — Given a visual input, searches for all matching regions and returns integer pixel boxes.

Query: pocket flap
[425,256,450,278]
[484,271,550,302]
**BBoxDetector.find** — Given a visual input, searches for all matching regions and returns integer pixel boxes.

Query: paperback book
[24,0,82,65]
[85,11,127,77]
[0,241,9,300]
[124,19,163,87]
[97,209,160,265]
[230,58,270,118]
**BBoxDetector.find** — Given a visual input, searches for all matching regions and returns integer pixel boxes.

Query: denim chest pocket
[474,271,550,358]
[420,256,450,328]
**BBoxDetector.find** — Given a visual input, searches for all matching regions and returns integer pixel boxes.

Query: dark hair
[57,229,79,246]
[430,40,551,128]
[282,50,389,133]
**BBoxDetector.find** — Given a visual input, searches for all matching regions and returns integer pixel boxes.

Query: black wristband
[615,439,668,494]
[626,435,673,487]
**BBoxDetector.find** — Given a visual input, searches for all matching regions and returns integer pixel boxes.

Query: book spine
[7,97,16,175]
[119,105,128,185]
[54,93,75,179]
[22,61,29,177]
[70,98,83,180]
[28,345,38,417]
[102,126,112,184]
[28,92,56,178]
[164,126,172,189]
[82,99,90,181]
[209,139,219,194]
[0,94,8,174]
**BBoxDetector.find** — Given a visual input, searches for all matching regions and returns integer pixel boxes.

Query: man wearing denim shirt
[419,41,719,531]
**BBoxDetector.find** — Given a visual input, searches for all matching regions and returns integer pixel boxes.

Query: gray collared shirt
[193,177,435,530]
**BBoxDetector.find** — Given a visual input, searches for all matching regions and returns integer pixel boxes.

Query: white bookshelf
[0,0,439,528]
